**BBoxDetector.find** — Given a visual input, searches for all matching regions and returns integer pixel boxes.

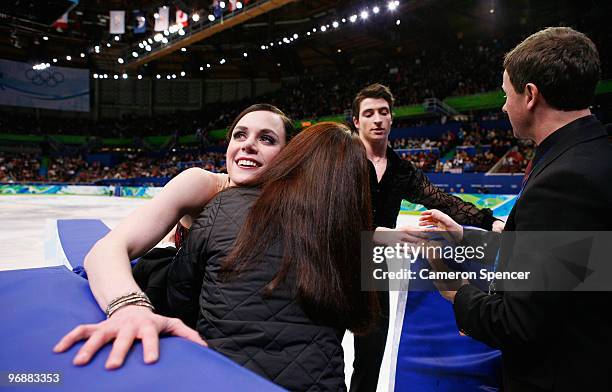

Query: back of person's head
[225,121,379,334]
[504,27,601,111]
[225,103,296,144]
[352,83,395,120]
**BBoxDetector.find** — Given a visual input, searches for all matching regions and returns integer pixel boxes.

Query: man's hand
[418,209,464,243]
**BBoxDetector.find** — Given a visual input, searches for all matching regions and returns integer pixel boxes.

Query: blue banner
[0,59,90,112]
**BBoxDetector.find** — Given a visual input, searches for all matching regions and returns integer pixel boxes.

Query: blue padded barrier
[0,266,285,391]
[394,256,502,391]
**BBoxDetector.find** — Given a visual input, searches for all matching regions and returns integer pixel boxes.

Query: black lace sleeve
[405,168,498,229]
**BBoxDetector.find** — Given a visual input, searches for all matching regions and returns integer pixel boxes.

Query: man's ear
[525,83,539,111]
[353,116,359,130]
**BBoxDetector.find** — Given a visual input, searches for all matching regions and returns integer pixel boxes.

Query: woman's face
[226,110,286,186]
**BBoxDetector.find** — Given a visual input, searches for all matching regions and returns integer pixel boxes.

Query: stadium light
[293,33,298,39]
[178,29,185,36]
[106,43,111,47]
[93,73,98,78]
[162,37,169,44]
[43,36,49,41]
[220,58,226,64]
[156,74,161,79]
[52,58,57,63]
[220,1,226,9]
[145,45,152,51]
[307,32,311,36]
[180,71,186,76]
[192,13,200,22]
[122,73,128,79]
[164,30,170,36]
[388,1,399,11]
[373,6,380,14]
[349,15,358,23]
[360,10,369,19]
[396,19,401,25]
[208,14,215,22]
[172,74,176,79]
[103,74,108,78]
[117,58,124,64]
[80,53,85,58]
[236,2,243,9]
[154,13,159,19]
[181,48,187,52]
[132,51,138,57]
[113,75,119,79]
[200,66,204,70]
[320,26,327,32]
[154,33,163,42]
[332,21,339,28]
[243,52,248,57]
[166,75,171,79]
[206,63,211,68]
[114,36,120,41]
[138,75,143,79]
[66,55,71,61]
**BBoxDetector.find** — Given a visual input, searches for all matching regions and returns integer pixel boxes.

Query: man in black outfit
[432,27,612,391]
[349,84,503,391]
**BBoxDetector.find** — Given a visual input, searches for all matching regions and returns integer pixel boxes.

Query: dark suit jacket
[453,115,612,391]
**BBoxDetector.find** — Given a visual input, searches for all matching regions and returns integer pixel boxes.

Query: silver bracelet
[105,292,155,318]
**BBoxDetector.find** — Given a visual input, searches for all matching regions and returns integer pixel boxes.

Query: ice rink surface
[0,195,147,271]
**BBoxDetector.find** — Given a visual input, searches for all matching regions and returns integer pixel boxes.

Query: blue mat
[57,219,110,269]
[394,257,502,391]
[0,266,284,391]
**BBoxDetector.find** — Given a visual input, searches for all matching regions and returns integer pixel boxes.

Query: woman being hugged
[54,104,295,369]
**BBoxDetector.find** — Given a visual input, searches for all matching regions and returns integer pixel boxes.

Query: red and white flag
[176,9,188,27]
[228,0,237,11]
[52,12,68,31]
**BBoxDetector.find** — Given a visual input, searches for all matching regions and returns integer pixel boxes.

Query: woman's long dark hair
[223,122,379,334]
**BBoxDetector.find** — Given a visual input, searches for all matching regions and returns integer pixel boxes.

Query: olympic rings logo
[24,69,64,87]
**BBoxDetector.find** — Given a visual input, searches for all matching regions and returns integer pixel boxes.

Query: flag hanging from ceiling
[52,12,69,31]
[228,0,237,12]
[109,10,125,34]
[212,0,222,19]
[176,9,189,27]
[133,10,147,34]
[154,6,170,31]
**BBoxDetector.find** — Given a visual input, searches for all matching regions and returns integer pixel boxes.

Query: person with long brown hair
[165,122,379,391]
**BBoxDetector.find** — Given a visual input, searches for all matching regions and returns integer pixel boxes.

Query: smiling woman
[225,104,293,186]
[54,104,296,370]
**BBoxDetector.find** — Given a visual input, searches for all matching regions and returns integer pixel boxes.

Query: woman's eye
[260,135,276,144]
[233,132,246,140]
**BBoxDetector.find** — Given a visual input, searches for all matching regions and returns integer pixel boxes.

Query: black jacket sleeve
[452,168,597,350]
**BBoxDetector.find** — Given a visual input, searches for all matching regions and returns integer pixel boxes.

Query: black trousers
[350,291,390,392]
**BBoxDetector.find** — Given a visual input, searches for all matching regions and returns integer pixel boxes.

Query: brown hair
[504,27,601,111]
[352,83,395,120]
[224,122,379,334]
[225,103,296,144]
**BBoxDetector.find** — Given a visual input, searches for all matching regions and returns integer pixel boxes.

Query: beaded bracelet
[105,291,155,318]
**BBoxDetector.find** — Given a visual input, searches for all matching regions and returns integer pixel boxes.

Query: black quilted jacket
[166,187,347,391]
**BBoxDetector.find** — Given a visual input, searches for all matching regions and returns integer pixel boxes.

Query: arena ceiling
[0,0,609,79]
